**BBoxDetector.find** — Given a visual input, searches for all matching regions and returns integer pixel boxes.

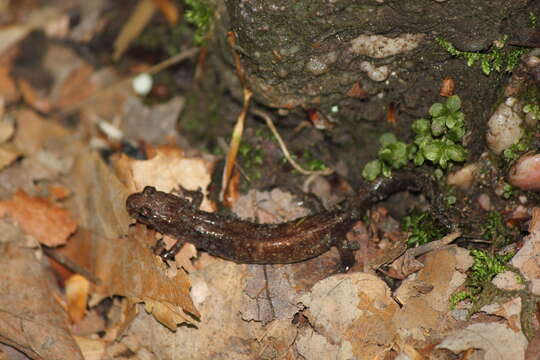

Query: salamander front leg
[160,238,187,261]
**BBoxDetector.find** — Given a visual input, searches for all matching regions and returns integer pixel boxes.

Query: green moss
[301,149,328,172]
[185,0,214,44]
[482,211,506,241]
[450,249,514,310]
[238,141,264,181]
[436,36,529,75]
[529,11,537,26]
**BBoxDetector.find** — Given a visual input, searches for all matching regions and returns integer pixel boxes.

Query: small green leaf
[438,152,449,168]
[423,140,443,162]
[379,142,409,169]
[414,134,432,147]
[381,163,392,177]
[446,95,461,112]
[481,59,491,75]
[431,117,446,136]
[362,160,382,181]
[413,152,425,166]
[445,113,458,129]
[412,119,430,136]
[446,195,457,205]
[446,144,467,162]
[450,126,466,141]
[379,133,397,147]
[429,103,445,117]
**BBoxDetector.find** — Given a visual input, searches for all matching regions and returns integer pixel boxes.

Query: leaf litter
[0,1,537,360]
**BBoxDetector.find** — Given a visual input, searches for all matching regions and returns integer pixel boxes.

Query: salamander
[125,172,435,271]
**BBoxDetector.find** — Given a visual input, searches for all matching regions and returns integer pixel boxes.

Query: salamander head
[126,186,184,227]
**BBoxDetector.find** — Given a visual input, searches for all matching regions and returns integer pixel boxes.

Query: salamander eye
[137,205,154,220]
[143,186,157,195]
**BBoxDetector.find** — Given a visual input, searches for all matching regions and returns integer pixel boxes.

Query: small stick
[252,108,333,177]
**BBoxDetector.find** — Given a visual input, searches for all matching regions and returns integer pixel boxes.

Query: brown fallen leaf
[436,322,527,359]
[113,0,156,60]
[0,189,77,247]
[0,48,20,103]
[14,108,70,156]
[0,143,20,171]
[115,149,215,211]
[525,327,540,360]
[0,241,83,360]
[18,77,52,113]
[54,64,95,110]
[387,252,424,280]
[56,227,199,332]
[65,274,90,324]
[297,273,399,359]
[152,0,180,25]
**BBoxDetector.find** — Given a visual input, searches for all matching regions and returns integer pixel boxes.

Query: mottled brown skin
[126,172,433,271]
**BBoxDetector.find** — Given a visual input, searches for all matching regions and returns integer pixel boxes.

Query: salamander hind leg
[333,231,360,272]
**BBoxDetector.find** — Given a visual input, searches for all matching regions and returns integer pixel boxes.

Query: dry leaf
[387,252,424,280]
[120,95,185,144]
[66,274,90,324]
[56,227,199,331]
[0,144,20,170]
[127,262,252,359]
[525,327,540,360]
[54,64,95,110]
[0,241,83,360]
[481,297,523,333]
[152,0,179,25]
[297,273,399,359]
[113,0,156,60]
[0,120,14,144]
[120,150,215,211]
[437,322,527,359]
[18,77,52,113]
[0,7,62,56]
[510,207,540,295]
[69,151,132,240]
[14,108,70,155]
[0,189,77,246]
[0,55,19,103]
[73,336,106,360]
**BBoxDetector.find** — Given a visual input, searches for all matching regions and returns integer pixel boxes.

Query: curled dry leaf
[57,227,199,332]
[117,149,215,211]
[65,274,90,324]
[0,189,77,246]
[439,76,455,97]
[297,273,399,359]
[437,322,527,359]
[0,241,83,360]
[510,207,540,295]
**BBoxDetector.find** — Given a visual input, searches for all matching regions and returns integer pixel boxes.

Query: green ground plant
[362,95,467,181]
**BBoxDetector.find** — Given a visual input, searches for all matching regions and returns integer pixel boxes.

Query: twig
[252,109,334,177]
[220,32,252,204]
